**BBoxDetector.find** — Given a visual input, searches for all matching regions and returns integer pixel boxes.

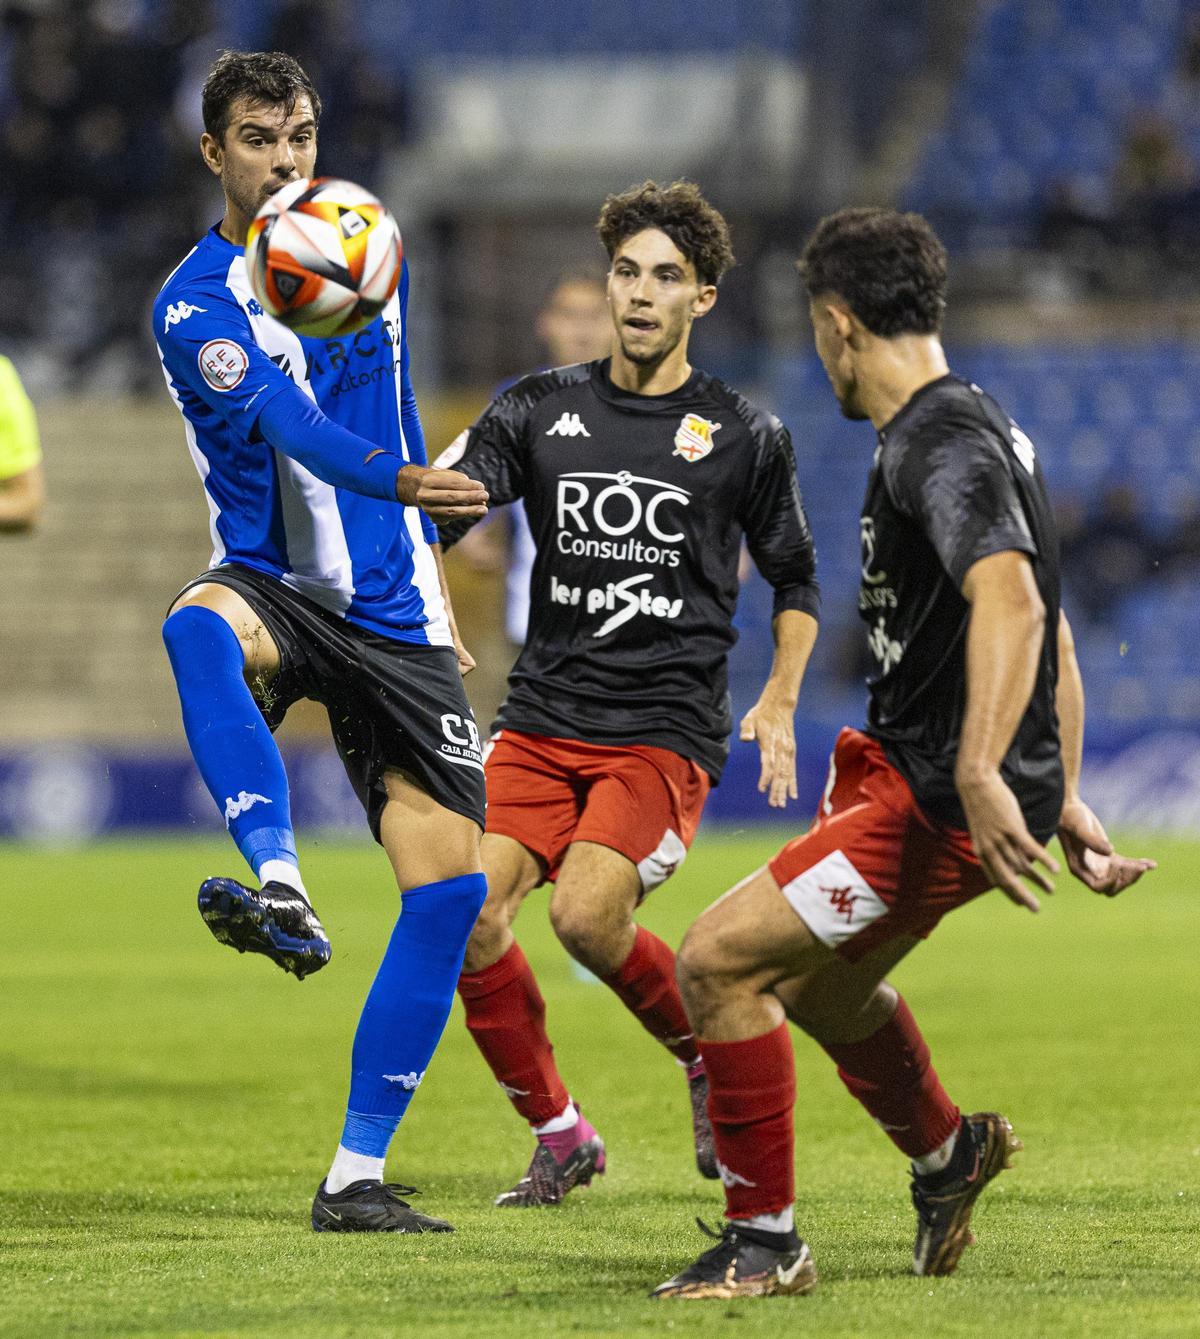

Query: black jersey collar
[590,358,707,413]
[877,372,958,441]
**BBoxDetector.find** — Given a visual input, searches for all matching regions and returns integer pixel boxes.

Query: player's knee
[675,922,724,1012]
[467,890,514,956]
[548,891,620,966]
[162,604,243,683]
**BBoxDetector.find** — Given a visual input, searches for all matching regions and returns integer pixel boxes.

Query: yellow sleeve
[0,356,42,481]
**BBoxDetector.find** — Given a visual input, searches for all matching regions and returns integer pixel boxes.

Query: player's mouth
[624,316,658,333]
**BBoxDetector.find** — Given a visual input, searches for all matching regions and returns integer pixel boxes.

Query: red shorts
[484,729,710,891]
[768,727,991,962]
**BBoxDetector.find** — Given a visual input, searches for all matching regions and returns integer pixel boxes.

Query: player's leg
[455,732,604,1206]
[315,768,486,1232]
[161,581,328,977]
[653,864,827,1298]
[458,831,599,1204]
[552,749,717,1177]
[781,938,1021,1276]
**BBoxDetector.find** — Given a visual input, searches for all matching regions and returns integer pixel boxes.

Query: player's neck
[860,336,950,430]
[608,345,694,397]
[217,206,251,249]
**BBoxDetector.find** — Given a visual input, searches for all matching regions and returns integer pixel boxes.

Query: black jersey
[859,374,1063,840]
[439,358,820,780]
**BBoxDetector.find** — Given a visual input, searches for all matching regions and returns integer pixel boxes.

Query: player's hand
[957,768,1059,912]
[1057,796,1156,896]
[739,696,798,809]
[453,636,476,677]
[397,465,488,522]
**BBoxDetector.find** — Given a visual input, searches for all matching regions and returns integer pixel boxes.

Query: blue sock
[162,605,297,879]
[339,873,489,1157]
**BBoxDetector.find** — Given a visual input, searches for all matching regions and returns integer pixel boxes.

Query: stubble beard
[618,317,683,370]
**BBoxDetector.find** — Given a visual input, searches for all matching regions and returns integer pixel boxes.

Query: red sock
[601,926,700,1066]
[700,1021,796,1219]
[457,942,571,1126]
[820,995,960,1159]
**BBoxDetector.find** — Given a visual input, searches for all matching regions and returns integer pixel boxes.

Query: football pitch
[1,829,1195,1338]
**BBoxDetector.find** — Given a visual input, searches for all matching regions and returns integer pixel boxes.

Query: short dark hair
[798,207,947,337]
[597,180,735,286]
[201,50,322,143]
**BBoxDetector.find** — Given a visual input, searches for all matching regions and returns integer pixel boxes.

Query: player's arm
[739,610,819,807]
[430,541,474,676]
[0,463,43,533]
[156,289,486,521]
[955,550,1059,910]
[1054,610,1156,895]
[737,417,821,808]
[0,357,44,533]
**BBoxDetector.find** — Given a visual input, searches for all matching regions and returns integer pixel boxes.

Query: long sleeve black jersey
[438,358,820,781]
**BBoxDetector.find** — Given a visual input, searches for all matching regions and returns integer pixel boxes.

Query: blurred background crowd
[2,0,1199,837]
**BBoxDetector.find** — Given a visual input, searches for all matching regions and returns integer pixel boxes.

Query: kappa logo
[223,790,271,825]
[672,413,720,462]
[546,412,591,438]
[382,1070,426,1091]
[716,1159,757,1189]
[822,885,858,923]
[162,301,206,332]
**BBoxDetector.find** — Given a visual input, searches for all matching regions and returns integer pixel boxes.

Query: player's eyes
[293,134,312,144]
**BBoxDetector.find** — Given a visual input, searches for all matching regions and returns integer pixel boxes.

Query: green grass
[0,829,1195,1337]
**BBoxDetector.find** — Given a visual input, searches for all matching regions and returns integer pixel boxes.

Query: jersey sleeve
[434,385,532,549]
[154,286,296,432]
[887,422,1036,587]
[0,356,41,481]
[738,416,821,621]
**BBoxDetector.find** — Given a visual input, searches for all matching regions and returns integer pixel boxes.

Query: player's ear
[200,132,223,177]
[692,284,718,319]
[827,303,855,342]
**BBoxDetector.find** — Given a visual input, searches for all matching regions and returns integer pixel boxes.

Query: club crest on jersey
[198,339,249,392]
[672,413,720,462]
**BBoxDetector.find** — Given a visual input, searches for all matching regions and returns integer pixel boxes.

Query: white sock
[325,1144,385,1194]
[258,859,310,906]
[533,1102,579,1136]
[912,1127,958,1176]
[742,1206,795,1235]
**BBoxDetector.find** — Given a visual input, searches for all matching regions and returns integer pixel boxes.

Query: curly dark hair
[798,207,947,337]
[596,180,735,286]
[202,50,322,144]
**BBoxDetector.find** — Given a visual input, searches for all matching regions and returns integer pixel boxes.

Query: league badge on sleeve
[672,413,721,462]
[198,339,249,393]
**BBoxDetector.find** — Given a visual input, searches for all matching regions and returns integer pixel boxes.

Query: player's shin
[700,1021,796,1226]
[601,926,701,1066]
[457,942,572,1125]
[328,873,488,1192]
[820,995,961,1160]
[162,606,302,892]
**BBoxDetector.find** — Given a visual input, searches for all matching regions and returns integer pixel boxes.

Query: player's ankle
[325,1144,385,1194]
[533,1101,580,1137]
[256,857,310,906]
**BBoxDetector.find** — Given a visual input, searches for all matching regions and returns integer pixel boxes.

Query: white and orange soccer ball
[245,177,402,339]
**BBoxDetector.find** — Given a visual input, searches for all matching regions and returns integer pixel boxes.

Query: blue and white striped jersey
[154,224,450,645]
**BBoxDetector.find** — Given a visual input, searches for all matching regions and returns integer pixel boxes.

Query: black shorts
[173,564,486,840]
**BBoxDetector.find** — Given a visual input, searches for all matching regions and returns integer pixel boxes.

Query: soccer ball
[245,177,402,339]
